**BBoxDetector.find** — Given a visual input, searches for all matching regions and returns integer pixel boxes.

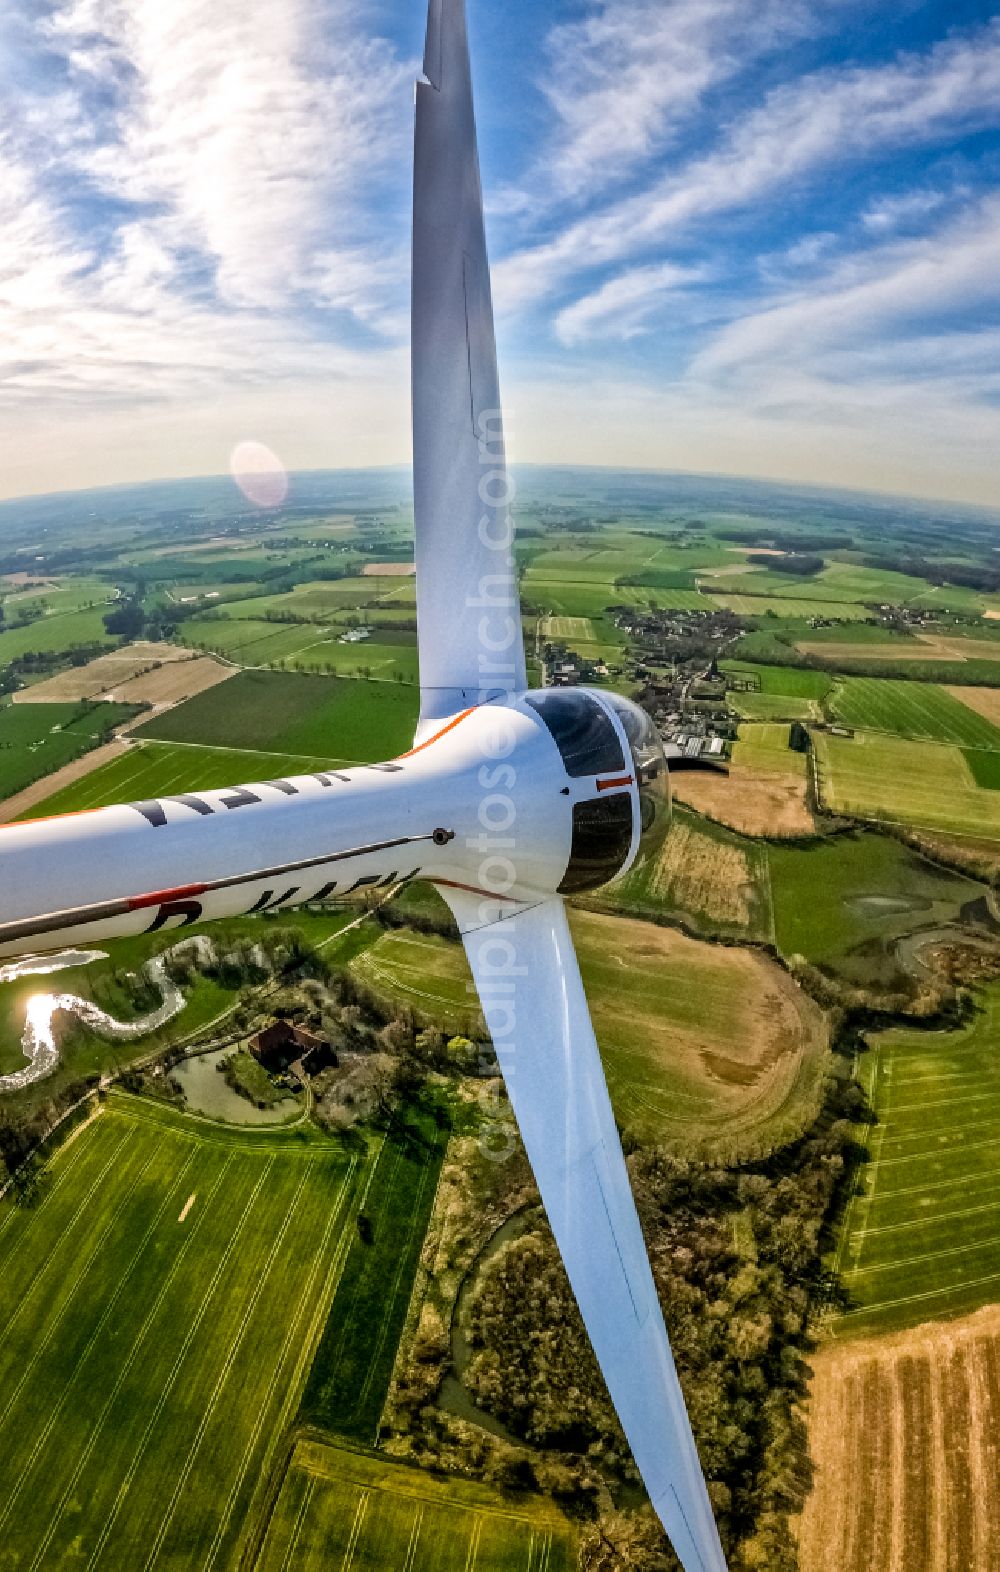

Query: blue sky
[1,0,998,504]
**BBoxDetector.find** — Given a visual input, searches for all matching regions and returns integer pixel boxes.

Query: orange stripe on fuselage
[396,707,476,759]
[596,773,634,791]
[0,803,108,833]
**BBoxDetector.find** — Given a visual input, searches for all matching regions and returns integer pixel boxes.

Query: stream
[0,951,186,1094]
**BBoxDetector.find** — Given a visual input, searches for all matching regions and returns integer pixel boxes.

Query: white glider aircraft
[0,2,727,1567]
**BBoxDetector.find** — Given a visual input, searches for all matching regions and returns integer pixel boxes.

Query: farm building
[249,1021,336,1080]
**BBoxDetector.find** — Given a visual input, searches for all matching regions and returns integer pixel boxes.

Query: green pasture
[0,608,115,665]
[255,1438,576,1572]
[828,678,1000,749]
[351,911,828,1156]
[832,983,1000,1336]
[299,1104,447,1444]
[1,576,115,615]
[139,670,417,761]
[732,722,808,775]
[813,729,1000,839]
[17,739,362,819]
[722,662,831,720]
[0,1097,368,1570]
[0,701,137,801]
[768,831,980,988]
[180,617,420,681]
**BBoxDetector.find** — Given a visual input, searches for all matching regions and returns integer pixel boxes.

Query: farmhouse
[249,1020,336,1081]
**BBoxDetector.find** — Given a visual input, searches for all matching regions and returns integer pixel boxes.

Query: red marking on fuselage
[128,883,208,911]
[431,878,520,903]
[596,773,634,792]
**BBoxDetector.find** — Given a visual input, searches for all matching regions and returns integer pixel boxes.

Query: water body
[172,1048,302,1127]
[0,951,185,1095]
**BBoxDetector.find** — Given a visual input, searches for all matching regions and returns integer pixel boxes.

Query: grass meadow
[17,740,361,819]
[828,677,1000,749]
[0,700,137,801]
[813,729,1000,838]
[831,983,1000,1336]
[767,831,978,988]
[351,910,828,1157]
[0,1095,367,1571]
[0,607,115,664]
[254,1438,576,1572]
[139,669,418,761]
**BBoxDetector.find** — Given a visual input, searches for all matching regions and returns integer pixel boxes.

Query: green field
[0,607,115,665]
[832,983,1000,1336]
[828,678,1000,749]
[139,670,417,761]
[18,740,358,819]
[255,1438,576,1572]
[768,830,980,988]
[731,721,809,774]
[0,1095,368,1570]
[179,616,420,681]
[723,662,831,721]
[1,576,115,616]
[351,910,828,1157]
[715,595,872,621]
[0,700,137,800]
[299,1106,447,1444]
[813,729,1000,838]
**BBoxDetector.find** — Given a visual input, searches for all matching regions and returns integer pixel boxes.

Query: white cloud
[554,261,705,345]
[511,0,821,208]
[494,18,1000,313]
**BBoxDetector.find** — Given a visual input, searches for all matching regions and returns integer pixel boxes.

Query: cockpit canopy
[524,688,670,894]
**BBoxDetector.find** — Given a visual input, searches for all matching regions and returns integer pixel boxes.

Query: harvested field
[649,818,760,927]
[948,686,1000,728]
[671,766,814,837]
[12,642,225,705]
[360,561,414,575]
[799,1307,1000,1572]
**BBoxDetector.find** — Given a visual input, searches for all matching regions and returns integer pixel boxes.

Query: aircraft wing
[442,888,728,1572]
[412,0,526,731]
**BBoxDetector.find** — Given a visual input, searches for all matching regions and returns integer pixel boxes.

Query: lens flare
[229,441,288,509]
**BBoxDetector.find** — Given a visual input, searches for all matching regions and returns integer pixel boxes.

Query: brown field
[799,1306,1000,1572]
[650,819,758,926]
[361,561,415,576]
[947,686,1000,727]
[1,572,57,589]
[797,634,1000,663]
[670,765,814,837]
[14,642,231,707]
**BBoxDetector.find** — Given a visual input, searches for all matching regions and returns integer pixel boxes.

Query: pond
[171,1048,303,1127]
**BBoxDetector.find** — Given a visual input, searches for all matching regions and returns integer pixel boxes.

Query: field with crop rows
[800,1310,1000,1572]
[828,678,1000,748]
[0,1096,366,1571]
[832,982,1000,1335]
[813,730,1000,838]
[139,669,417,761]
[255,1438,576,1572]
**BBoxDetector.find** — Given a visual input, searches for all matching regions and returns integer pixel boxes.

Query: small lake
[171,1048,303,1127]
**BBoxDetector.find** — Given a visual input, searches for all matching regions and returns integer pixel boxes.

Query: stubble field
[799,1308,1000,1572]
